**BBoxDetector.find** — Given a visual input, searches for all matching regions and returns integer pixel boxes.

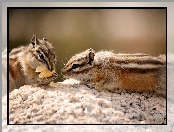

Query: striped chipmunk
[61,48,166,97]
[9,35,58,92]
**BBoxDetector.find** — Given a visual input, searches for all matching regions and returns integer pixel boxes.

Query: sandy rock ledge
[8,79,166,124]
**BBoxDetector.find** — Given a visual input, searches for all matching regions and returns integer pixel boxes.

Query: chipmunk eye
[39,53,44,59]
[72,64,79,69]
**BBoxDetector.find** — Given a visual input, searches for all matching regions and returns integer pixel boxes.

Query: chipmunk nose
[61,67,69,75]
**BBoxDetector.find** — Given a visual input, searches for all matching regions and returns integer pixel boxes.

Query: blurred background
[9,9,166,82]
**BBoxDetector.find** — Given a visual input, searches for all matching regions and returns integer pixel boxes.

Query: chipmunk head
[61,48,95,79]
[28,35,57,71]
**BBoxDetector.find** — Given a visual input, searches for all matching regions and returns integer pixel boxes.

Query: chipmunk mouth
[61,74,71,79]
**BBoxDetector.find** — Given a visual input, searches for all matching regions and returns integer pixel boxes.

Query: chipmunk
[61,48,166,96]
[9,35,58,92]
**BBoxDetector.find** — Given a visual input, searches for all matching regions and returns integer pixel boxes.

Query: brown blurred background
[9,9,166,82]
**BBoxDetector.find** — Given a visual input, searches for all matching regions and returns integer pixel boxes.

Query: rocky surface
[8,79,166,124]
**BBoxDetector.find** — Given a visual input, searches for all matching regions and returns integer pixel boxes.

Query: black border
[166,7,167,126]
[7,7,167,125]
[7,7,10,125]
[7,7,167,9]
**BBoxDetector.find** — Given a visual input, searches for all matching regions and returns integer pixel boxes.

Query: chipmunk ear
[89,52,95,61]
[43,38,48,41]
[88,49,95,65]
[31,35,39,48]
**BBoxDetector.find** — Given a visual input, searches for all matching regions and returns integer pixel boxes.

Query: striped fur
[62,49,166,96]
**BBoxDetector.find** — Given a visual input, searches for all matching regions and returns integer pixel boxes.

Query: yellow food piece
[49,81,57,88]
[35,66,56,78]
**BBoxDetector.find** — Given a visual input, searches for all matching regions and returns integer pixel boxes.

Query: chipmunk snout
[61,68,66,74]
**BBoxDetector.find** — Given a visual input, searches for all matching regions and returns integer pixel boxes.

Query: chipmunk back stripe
[118,66,159,74]
[115,53,150,57]
[108,56,164,65]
